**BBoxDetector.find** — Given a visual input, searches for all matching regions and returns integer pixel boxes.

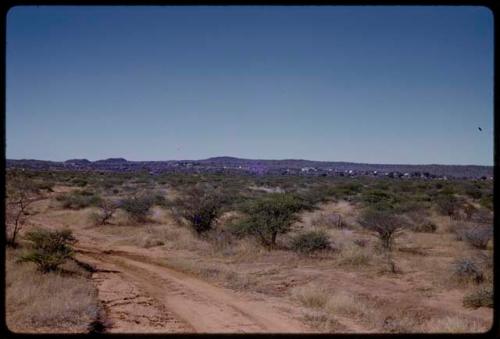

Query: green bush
[291,230,330,254]
[359,189,399,211]
[479,194,493,211]
[19,228,76,272]
[234,193,306,248]
[173,186,222,234]
[463,286,493,309]
[56,190,102,209]
[119,195,155,223]
[71,177,88,187]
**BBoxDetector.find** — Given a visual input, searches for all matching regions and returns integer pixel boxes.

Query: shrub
[173,186,223,234]
[479,194,493,211]
[404,211,436,233]
[119,195,155,223]
[359,190,399,211]
[435,194,461,219]
[235,193,306,248]
[412,221,437,233]
[92,199,119,225]
[311,213,345,229]
[471,209,493,224]
[56,190,102,209]
[19,228,76,273]
[291,284,329,309]
[463,286,493,309]
[452,258,484,284]
[6,173,42,247]
[71,178,88,187]
[465,226,492,249]
[358,209,406,251]
[291,230,331,254]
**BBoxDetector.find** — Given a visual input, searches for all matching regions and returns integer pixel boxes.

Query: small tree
[236,193,305,248]
[19,228,77,273]
[358,209,406,251]
[435,194,461,220]
[358,209,407,272]
[173,185,222,234]
[93,198,120,225]
[6,171,42,247]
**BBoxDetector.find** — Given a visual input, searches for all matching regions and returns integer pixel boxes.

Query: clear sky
[6,6,493,165]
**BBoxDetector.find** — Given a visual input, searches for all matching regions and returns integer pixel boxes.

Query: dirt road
[76,246,311,333]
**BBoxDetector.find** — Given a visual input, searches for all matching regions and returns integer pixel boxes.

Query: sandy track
[76,247,311,333]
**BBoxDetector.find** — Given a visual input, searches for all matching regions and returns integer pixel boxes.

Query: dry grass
[164,257,257,291]
[336,242,372,267]
[290,284,376,332]
[421,315,489,333]
[325,291,371,318]
[290,283,330,309]
[6,249,101,333]
[302,310,341,332]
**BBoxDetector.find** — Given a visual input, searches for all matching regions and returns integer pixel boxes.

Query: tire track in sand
[77,248,311,333]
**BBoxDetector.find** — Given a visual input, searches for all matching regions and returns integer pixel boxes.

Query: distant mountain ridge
[6,156,493,179]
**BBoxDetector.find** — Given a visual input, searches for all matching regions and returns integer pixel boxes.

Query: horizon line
[6,156,494,168]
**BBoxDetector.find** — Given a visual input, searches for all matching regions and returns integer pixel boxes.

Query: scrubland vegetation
[5,168,493,333]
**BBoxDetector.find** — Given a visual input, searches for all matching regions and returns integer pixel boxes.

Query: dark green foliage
[19,228,76,273]
[119,195,155,223]
[56,190,102,209]
[71,177,88,187]
[173,186,223,234]
[358,209,407,250]
[291,230,330,254]
[464,184,483,199]
[235,193,306,248]
[359,189,399,211]
[463,286,493,309]
[479,193,493,211]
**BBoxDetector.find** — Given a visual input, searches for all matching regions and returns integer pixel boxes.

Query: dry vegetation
[6,249,103,333]
[5,169,494,333]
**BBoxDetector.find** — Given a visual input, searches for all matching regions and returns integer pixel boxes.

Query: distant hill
[6,156,493,179]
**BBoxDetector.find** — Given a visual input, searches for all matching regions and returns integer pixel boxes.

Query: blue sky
[6,6,493,165]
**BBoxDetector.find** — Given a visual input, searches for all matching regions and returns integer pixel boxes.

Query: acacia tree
[358,209,407,273]
[358,209,406,251]
[93,198,120,225]
[236,193,305,248]
[6,171,42,247]
[173,185,222,234]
